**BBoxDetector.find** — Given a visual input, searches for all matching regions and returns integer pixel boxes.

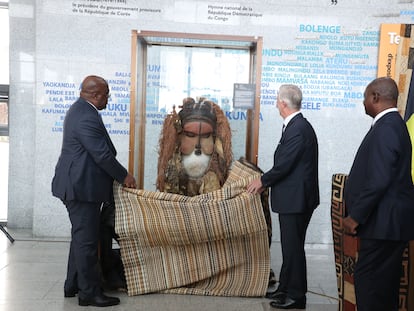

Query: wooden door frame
[129,30,263,189]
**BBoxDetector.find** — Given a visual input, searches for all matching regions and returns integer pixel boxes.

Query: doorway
[129,31,263,189]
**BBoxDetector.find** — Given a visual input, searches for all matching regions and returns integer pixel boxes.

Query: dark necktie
[279,124,286,144]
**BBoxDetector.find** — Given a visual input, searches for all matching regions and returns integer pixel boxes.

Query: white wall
[7,0,414,241]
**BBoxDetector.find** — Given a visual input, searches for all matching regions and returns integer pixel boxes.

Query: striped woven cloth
[114,160,270,297]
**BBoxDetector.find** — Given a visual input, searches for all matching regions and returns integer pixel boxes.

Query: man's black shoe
[269,296,306,309]
[78,294,120,307]
[265,289,286,300]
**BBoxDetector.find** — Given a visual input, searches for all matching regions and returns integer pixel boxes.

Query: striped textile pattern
[114,160,270,297]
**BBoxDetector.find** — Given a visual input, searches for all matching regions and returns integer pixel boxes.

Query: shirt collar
[86,100,99,112]
[283,111,301,127]
[372,107,398,126]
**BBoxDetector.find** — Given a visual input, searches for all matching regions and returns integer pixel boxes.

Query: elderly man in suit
[247,84,319,309]
[343,77,414,311]
[52,75,136,307]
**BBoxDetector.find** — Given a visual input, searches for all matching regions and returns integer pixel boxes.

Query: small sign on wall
[233,83,255,109]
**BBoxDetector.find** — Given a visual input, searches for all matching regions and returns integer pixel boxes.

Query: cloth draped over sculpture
[114,160,270,297]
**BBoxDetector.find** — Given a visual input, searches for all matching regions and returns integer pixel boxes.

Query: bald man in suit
[52,75,136,307]
[343,77,414,311]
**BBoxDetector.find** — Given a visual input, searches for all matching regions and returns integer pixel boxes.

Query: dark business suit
[261,113,319,300]
[52,97,128,299]
[344,111,414,311]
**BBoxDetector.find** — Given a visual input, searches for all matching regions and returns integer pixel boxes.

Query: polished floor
[0,228,339,311]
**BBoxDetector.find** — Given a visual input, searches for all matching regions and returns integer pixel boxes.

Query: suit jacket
[261,113,319,214]
[344,111,414,240]
[52,97,128,203]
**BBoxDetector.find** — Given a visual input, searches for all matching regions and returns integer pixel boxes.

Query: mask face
[179,121,215,178]
[179,121,215,156]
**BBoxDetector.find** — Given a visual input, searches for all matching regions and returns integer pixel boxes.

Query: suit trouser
[64,200,102,299]
[277,210,313,300]
[354,238,407,311]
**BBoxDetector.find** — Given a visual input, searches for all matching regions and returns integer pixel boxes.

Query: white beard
[181,151,211,178]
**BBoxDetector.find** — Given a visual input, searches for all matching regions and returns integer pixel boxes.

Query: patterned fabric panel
[396,24,414,115]
[331,174,413,311]
[396,23,414,311]
[114,160,270,297]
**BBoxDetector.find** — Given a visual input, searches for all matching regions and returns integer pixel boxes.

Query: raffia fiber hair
[156,107,180,191]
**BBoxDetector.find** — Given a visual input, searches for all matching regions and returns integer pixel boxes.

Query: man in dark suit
[343,77,414,311]
[52,75,136,307]
[247,84,319,309]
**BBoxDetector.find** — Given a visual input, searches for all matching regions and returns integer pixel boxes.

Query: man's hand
[246,178,264,194]
[123,173,137,189]
[343,216,359,236]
